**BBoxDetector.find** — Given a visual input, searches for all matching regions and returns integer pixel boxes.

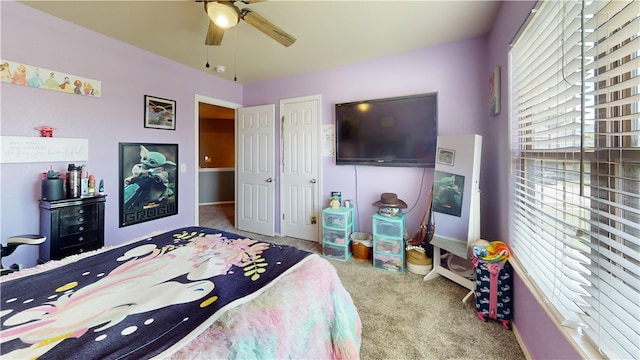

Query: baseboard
[512,323,532,360]
[199,201,234,206]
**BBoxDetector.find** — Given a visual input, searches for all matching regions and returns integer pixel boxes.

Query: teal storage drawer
[373,252,404,273]
[373,213,404,238]
[322,207,352,229]
[373,236,403,255]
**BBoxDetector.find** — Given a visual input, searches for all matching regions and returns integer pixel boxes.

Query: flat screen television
[335,92,438,167]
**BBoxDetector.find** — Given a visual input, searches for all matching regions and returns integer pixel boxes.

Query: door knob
[310,179,317,183]
[266,178,273,182]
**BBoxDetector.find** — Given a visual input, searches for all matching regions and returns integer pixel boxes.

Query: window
[510,1,639,359]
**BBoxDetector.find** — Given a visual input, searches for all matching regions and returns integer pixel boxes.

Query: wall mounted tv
[335,92,438,167]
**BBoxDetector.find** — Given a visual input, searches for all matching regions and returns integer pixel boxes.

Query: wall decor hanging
[0,59,101,97]
[436,147,456,166]
[433,170,465,218]
[1,136,88,164]
[489,66,500,115]
[119,143,178,227]
[144,95,176,130]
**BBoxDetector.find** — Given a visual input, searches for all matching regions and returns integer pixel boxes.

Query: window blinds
[510,1,639,359]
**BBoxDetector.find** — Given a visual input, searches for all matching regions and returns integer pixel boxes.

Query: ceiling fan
[200,1,296,47]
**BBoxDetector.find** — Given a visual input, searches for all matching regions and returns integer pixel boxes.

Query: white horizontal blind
[510,1,639,359]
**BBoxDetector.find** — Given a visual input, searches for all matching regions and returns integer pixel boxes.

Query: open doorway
[195,95,240,228]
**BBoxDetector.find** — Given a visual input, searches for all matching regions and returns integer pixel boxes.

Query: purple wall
[487,1,580,359]
[245,37,489,235]
[1,1,242,267]
[1,0,580,358]
[243,1,579,358]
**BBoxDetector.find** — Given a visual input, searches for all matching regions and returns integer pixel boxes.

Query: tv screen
[335,92,438,167]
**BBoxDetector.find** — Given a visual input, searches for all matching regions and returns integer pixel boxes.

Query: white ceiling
[20,0,501,84]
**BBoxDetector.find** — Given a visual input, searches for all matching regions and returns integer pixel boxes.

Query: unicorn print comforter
[0,226,361,359]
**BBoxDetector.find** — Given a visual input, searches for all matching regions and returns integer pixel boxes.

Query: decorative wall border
[1,59,101,98]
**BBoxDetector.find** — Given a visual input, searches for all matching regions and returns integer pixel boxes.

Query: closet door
[236,104,275,236]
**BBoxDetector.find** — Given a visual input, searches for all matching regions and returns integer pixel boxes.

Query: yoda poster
[433,170,465,217]
[119,143,178,227]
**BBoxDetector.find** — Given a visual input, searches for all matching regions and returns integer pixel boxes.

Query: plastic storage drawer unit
[322,206,354,261]
[372,213,405,273]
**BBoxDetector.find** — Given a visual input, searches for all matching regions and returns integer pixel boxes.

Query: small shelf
[430,235,468,259]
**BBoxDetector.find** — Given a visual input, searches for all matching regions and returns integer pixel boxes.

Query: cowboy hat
[372,192,408,209]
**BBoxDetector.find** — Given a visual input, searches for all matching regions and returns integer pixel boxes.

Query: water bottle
[66,164,81,198]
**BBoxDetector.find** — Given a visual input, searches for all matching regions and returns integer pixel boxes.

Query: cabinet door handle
[78,209,85,214]
[78,226,84,232]
[78,236,84,242]
[78,217,84,222]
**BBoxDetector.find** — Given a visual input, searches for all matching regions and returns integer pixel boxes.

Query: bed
[0,226,362,359]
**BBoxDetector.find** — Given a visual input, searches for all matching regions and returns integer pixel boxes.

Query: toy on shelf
[35,125,56,137]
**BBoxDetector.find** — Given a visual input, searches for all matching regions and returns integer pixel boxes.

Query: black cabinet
[39,195,106,262]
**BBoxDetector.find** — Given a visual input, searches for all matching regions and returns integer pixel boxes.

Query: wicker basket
[351,232,372,261]
[406,248,433,275]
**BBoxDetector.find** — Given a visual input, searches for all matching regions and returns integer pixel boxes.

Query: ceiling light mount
[206,2,239,29]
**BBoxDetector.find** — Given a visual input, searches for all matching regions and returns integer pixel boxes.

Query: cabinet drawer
[374,236,403,255]
[59,211,97,228]
[59,204,98,219]
[56,239,100,260]
[58,231,99,248]
[59,221,99,237]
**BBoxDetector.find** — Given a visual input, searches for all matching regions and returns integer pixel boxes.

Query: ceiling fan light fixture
[207,2,238,29]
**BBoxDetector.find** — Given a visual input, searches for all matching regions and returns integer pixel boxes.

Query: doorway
[194,95,240,226]
[194,94,321,241]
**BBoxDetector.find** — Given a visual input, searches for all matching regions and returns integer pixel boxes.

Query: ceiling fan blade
[205,20,225,45]
[240,8,296,47]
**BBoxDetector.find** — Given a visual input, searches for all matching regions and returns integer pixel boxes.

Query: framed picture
[437,147,456,166]
[489,66,500,116]
[433,170,465,217]
[119,143,178,227]
[144,95,176,130]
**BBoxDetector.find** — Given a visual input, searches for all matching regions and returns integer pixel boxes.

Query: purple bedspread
[0,226,312,359]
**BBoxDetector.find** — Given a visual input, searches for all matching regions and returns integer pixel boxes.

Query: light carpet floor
[199,204,526,360]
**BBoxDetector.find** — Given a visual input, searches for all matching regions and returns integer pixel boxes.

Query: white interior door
[236,104,275,236]
[280,95,322,241]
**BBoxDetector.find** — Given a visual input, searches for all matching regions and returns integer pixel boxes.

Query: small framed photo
[144,95,176,130]
[437,147,456,166]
